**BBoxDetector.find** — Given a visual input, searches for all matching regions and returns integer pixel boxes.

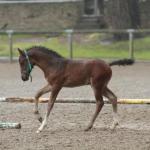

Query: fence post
[6,30,14,63]
[127,29,135,59]
[65,29,73,59]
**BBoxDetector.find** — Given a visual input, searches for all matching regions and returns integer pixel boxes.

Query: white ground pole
[0,97,22,129]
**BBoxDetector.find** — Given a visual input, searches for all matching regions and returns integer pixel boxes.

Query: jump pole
[0,97,150,104]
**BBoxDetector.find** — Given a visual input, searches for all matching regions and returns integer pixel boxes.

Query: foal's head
[18,48,34,81]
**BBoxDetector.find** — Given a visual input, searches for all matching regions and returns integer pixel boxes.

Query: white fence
[0,29,150,62]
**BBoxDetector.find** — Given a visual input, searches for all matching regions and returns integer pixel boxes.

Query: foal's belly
[62,59,111,87]
[63,76,90,87]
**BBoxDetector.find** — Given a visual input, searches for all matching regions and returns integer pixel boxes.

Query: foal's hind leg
[103,87,119,130]
[85,87,104,131]
[35,84,51,122]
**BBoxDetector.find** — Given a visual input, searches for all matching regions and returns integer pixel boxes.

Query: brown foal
[18,46,134,133]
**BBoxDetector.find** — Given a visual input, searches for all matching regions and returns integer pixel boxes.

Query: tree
[106,0,141,40]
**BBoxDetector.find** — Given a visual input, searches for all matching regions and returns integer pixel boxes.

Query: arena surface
[0,61,150,150]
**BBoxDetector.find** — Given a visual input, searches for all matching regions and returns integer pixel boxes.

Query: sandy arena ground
[0,61,150,150]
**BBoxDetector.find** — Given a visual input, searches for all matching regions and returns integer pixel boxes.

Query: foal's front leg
[36,86,61,133]
[34,84,51,122]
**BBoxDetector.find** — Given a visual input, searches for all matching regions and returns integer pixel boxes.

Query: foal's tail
[109,59,134,66]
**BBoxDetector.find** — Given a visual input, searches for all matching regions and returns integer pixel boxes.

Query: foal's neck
[30,51,66,76]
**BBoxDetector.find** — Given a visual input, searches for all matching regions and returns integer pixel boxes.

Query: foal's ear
[18,48,24,56]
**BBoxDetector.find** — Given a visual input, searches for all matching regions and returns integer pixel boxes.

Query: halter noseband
[24,50,33,82]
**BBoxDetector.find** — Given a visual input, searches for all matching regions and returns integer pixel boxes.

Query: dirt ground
[0,61,150,150]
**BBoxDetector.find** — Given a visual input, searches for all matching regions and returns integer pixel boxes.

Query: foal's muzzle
[21,73,29,81]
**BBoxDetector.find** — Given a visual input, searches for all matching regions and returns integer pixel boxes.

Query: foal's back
[63,59,112,87]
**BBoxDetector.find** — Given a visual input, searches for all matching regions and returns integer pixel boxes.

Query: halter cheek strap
[24,50,33,82]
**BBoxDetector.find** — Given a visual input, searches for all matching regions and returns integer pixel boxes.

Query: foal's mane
[26,46,63,58]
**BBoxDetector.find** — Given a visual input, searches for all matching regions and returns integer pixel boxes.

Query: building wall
[0,1,83,31]
[0,0,149,31]
[104,0,150,29]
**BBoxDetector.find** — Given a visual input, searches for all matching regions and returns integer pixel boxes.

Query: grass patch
[0,34,150,60]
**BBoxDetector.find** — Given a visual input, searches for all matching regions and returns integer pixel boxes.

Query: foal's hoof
[36,129,41,134]
[34,110,39,114]
[110,121,119,130]
[38,117,43,123]
[84,126,92,132]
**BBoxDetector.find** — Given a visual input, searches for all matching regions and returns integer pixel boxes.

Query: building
[0,0,149,31]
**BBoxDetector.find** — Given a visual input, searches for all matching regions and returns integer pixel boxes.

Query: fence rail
[0,29,150,62]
